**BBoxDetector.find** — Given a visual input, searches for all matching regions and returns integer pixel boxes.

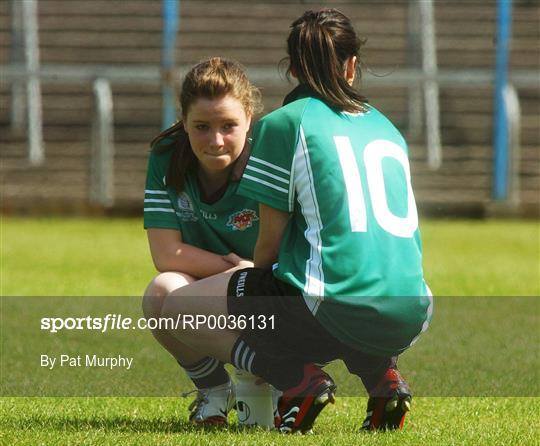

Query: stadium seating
[0,0,538,216]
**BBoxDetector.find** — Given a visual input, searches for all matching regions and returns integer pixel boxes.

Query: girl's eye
[195,124,208,131]
[223,123,237,130]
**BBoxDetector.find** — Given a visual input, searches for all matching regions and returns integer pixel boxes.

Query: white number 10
[334,137,418,238]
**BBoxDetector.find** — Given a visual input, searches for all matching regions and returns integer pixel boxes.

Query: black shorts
[227,268,393,374]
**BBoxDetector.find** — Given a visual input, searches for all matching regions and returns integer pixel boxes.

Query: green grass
[1,397,538,445]
[1,217,538,296]
[420,220,539,296]
[0,217,156,296]
[1,217,539,444]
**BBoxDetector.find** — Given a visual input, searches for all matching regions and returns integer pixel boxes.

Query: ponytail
[151,121,196,193]
[287,9,367,113]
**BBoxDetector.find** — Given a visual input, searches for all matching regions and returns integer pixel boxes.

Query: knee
[142,294,162,321]
[142,272,195,319]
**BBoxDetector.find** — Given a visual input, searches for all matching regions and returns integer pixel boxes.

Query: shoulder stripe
[249,156,291,175]
[243,174,288,194]
[144,208,175,213]
[245,164,289,185]
[144,198,170,204]
[145,189,168,195]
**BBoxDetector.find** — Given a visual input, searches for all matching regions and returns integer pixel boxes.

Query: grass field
[1,217,539,445]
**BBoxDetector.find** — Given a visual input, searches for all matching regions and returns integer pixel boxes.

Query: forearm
[222,253,255,273]
[253,204,289,270]
[153,243,234,279]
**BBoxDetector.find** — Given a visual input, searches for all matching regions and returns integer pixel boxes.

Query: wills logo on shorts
[226,209,259,231]
[235,271,248,297]
[177,192,198,222]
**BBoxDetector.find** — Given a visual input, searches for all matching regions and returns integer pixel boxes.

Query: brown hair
[151,57,263,192]
[286,8,367,113]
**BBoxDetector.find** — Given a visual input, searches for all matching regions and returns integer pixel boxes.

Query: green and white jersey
[144,145,259,259]
[238,91,432,355]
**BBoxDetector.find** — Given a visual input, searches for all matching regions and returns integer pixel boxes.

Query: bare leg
[142,272,208,364]
[162,272,239,363]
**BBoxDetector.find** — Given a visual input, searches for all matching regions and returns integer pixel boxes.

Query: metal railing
[90,79,115,208]
[503,84,521,206]
[21,0,44,165]
[3,62,536,207]
[419,0,441,170]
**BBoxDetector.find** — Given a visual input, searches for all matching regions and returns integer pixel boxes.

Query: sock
[230,336,304,391]
[179,356,230,389]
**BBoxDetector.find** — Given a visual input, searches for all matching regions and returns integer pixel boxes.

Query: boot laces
[183,389,210,416]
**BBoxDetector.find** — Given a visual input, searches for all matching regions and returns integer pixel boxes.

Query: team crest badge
[227,209,259,231]
[177,192,198,222]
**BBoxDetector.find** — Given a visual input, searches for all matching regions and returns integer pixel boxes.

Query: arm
[147,228,252,279]
[253,204,290,269]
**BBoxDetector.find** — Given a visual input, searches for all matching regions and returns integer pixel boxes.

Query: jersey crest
[226,209,258,231]
[177,192,198,222]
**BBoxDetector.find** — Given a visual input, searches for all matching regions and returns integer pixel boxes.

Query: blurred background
[1,0,539,217]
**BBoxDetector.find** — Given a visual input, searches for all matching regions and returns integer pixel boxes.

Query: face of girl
[184,95,251,179]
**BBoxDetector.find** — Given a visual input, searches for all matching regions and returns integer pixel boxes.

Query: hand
[223,253,254,269]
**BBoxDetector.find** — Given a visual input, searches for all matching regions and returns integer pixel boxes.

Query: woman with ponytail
[142,57,263,425]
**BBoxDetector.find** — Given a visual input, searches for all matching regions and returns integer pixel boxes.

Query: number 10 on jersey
[334,137,418,238]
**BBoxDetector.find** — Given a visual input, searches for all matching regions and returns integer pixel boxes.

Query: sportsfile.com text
[40,313,275,333]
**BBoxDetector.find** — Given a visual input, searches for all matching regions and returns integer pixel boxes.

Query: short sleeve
[143,150,179,230]
[237,109,300,212]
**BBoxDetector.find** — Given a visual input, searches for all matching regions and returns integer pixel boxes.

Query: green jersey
[144,144,259,259]
[238,90,432,355]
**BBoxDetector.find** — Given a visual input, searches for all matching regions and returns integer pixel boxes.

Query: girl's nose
[209,131,225,148]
